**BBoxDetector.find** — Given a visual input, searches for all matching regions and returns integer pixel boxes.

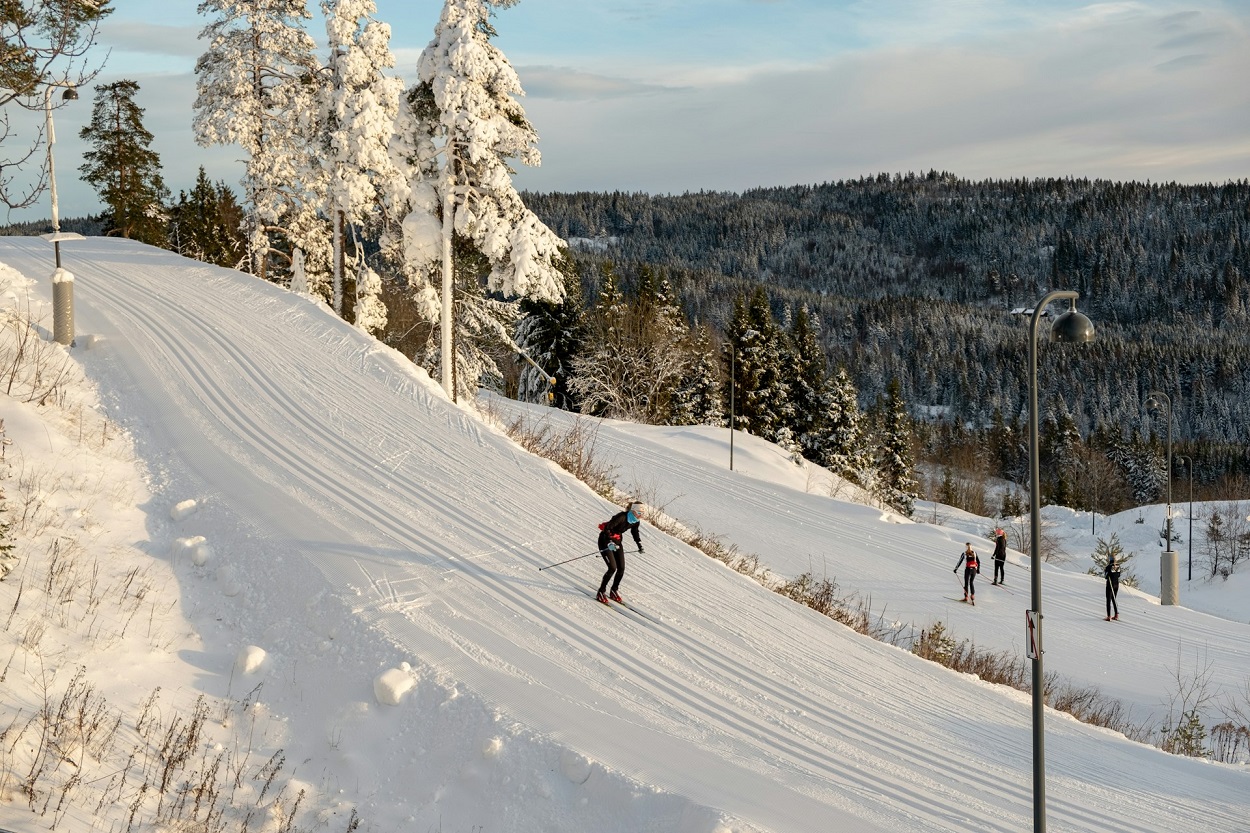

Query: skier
[991,526,1007,585]
[954,542,980,605]
[596,502,644,604]
[1104,553,1121,621]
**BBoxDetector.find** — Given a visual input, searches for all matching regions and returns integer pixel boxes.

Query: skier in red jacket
[954,542,980,605]
[596,502,644,603]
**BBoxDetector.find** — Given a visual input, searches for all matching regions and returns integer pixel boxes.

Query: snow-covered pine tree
[786,305,827,458]
[395,0,568,399]
[1042,403,1082,507]
[669,323,726,427]
[77,80,169,246]
[819,366,870,485]
[726,287,790,442]
[354,260,387,335]
[874,377,918,516]
[320,0,404,322]
[194,0,320,282]
[1108,431,1161,505]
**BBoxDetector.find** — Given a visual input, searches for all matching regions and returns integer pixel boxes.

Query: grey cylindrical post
[52,269,74,346]
[1160,550,1179,605]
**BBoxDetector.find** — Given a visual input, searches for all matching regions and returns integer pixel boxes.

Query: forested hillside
[525,174,1250,496]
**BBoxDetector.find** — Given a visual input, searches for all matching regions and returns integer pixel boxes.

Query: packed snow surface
[0,237,1246,833]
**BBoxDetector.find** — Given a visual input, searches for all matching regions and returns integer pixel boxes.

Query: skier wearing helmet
[595,502,644,604]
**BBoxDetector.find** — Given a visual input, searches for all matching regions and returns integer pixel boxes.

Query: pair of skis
[582,588,661,624]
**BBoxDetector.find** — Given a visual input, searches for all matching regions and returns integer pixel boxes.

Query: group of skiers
[952,526,1122,619]
[588,503,1124,620]
[952,526,1008,605]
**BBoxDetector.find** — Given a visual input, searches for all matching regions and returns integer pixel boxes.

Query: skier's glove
[953,569,957,574]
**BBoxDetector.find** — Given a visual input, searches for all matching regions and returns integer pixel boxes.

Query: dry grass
[0,305,362,830]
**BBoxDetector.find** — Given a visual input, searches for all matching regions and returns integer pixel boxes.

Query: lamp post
[40,82,82,346]
[1146,391,1179,604]
[1027,290,1095,833]
[1177,455,1193,581]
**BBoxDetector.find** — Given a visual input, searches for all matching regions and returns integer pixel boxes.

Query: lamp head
[1050,305,1095,344]
[61,86,78,101]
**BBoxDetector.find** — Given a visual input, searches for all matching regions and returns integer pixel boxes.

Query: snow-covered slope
[1,237,1246,833]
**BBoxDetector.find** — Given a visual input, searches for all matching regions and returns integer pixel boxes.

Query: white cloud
[99,21,202,62]
[511,2,1250,193]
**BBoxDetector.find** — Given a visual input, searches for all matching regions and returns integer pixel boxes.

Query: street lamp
[1027,290,1094,833]
[1146,391,1179,604]
[40,82,84,346]
[1177,455,1193,581]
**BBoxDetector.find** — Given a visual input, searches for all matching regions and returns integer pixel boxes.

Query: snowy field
[0,236,1246,833]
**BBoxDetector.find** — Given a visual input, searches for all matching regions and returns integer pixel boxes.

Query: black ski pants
[1106,580,1119,618]
[963,567,977,599]
[993,558,1005,584]
[599,548,625,594]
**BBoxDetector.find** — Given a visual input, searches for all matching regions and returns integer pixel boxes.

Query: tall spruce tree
[723,287,790,442]
[670,323,726,427]
[169,167,246,267]
[786,304,827,457]
[819,366,871,485]
[875,378,918,516]
[77,80,168,245]
[515,260,585,409]
[631,269,691,423]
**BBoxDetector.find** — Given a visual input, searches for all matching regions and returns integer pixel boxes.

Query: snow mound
[171,498,199,520]
[374,666,416,706]
[236,645,269,674]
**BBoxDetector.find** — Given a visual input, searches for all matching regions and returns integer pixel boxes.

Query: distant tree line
[521,174,1250,511]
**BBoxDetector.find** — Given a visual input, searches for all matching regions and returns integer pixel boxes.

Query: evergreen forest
[522,173,1250,510]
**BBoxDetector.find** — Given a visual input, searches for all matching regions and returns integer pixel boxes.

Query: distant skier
[596,502,644,604]
[991,527,1007,585]
[954,542,980,605]
[1104,553,1121,621]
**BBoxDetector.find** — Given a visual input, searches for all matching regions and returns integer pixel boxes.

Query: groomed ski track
[2,237,1246,833]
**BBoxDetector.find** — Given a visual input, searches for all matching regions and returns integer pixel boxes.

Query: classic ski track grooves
[4,238,1241,833]
[83,256,1009,831]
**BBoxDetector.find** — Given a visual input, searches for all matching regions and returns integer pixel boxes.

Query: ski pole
[537,550,604,572]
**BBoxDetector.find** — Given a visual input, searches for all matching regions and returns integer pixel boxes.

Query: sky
[5,0,1250,226]
[1,234,1248,832]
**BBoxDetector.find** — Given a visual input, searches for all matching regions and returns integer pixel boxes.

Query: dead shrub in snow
[499,412,618,499]
[1,302,73,406]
